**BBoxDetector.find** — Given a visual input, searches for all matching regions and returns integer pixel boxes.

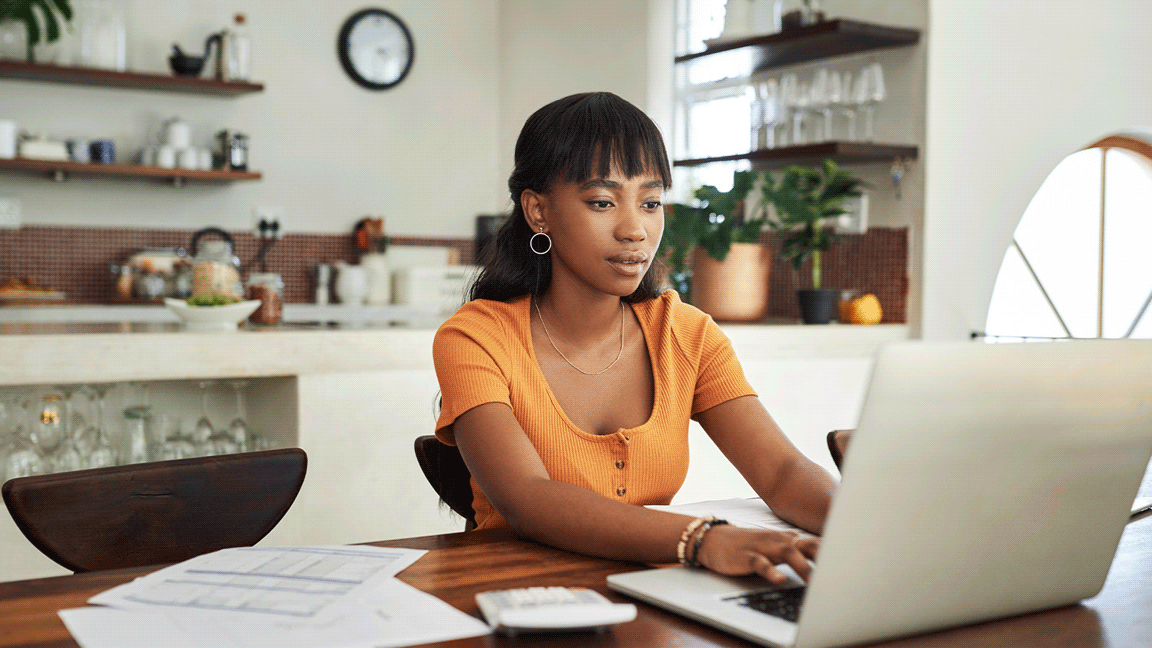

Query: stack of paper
[59,545,491,648]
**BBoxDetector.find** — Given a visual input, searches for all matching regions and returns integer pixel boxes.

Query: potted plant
[660,169,773,321]
[758,159,866,324]
[0,0,73,62]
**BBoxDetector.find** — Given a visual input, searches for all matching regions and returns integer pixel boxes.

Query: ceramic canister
[0,120,16,159]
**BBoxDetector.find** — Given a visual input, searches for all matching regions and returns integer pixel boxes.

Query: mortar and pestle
[168,33,223,77]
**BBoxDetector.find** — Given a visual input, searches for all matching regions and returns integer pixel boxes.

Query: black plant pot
[798,289,840,324]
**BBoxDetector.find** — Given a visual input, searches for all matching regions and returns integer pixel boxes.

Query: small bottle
[227,13,251,81]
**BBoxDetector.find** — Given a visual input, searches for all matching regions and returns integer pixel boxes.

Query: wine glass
[121,382,153,464]
[32,392,65,462]
[859,63,886,141]
[227,380,250,453]
[759,79,781,149]
[779,73,803,146]
[192,380,216,452]
[825,70,844,140]
[2,392,45,480]
[809,68,831,142]
[840,70,858,139]
[82,383,118,469]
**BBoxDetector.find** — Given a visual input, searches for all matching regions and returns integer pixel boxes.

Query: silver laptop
[608,340,1152,648]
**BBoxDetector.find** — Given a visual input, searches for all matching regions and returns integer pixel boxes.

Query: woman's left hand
[694,524,820,584]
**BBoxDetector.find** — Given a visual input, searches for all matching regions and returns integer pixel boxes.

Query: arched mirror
[984,129,1152,341]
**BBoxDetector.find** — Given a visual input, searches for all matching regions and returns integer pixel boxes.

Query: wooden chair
[827,429,852,471]
[2,448,307,573]
[414,435,476,530]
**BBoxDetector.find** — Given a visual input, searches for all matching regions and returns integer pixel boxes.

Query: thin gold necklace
[534,298,625,376]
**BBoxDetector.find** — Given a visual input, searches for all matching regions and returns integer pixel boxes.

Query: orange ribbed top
[432,290,756,530]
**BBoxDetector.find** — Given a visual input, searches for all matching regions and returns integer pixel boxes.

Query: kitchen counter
[0,317,907,386]
[0,314,908,582]
[0,303,449,327]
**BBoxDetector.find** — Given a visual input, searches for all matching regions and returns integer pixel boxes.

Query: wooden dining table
[1,512,1150,648]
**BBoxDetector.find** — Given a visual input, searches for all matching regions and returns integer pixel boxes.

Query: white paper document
[60,545,492,648]
[61,579,491,648]
[648,497,803,533]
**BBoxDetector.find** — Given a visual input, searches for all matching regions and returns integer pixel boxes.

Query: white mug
[333,263,368,305]
[176,147,198,169]
[156,145,177,168]
[0,120,16,159]
[164,119,191,148]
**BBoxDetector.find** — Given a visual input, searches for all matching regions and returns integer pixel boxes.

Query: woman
[433,92,837,583]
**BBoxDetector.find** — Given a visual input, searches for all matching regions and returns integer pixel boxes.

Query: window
[984,133,1152,341]
[673,0,753,198]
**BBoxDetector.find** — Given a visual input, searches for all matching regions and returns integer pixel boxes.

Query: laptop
[608,340,1152,648]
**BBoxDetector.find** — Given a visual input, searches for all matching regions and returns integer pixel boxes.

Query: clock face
[338,9,414,90]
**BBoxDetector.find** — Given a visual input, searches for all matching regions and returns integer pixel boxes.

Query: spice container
[247,272,283,325]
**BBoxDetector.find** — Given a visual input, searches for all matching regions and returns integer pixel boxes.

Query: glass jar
[776,0,824,32]
[76,0,127,71]
[189,228,243,299]
[247,272,284,325]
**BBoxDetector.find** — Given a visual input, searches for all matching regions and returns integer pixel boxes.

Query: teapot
[189,227,243,299]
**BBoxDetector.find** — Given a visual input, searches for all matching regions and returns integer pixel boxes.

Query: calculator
[474,586,637,635]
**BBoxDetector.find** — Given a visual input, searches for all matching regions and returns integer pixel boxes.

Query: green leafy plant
[757,159,866,290]
[0,0,73,62]
[659,169,766,299]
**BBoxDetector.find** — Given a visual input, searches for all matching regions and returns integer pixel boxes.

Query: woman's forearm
[758,454,837,535]
[503,476,696,564]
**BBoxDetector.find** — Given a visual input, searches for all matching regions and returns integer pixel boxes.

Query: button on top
[616,486,626,496]
[615,460,625,469]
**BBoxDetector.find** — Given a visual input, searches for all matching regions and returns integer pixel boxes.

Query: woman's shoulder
[435,296,528,344]
[634,289,715,333]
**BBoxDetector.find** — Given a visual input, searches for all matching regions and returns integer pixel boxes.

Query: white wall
[0,0,672,239]
[921,0,1152,339]
[495,0,666,199]
[1,0,504,237]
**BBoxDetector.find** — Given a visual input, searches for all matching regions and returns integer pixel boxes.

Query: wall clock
[337,8,415,90]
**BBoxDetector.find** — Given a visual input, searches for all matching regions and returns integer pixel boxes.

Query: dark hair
[470,92,672,303]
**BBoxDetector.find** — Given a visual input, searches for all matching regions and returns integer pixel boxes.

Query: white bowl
[164,298,261,332]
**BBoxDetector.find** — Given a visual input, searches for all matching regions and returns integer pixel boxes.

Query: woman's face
[523,167,665,298]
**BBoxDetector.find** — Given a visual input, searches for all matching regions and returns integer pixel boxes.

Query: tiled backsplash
[0,226,474,305]
[761,227,908,324]
[0,225,907,322]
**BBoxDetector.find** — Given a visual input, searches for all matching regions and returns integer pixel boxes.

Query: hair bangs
[555,94,672,189]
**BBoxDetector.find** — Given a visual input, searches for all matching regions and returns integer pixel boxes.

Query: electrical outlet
[835,193,868,235]
[252,206,284,239]
[0,196,21,229]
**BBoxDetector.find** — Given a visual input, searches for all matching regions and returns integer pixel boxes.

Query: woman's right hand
[694,524,819,584]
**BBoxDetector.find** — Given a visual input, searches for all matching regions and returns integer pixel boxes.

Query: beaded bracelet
[677,516,714,565]
[687,519,729,568]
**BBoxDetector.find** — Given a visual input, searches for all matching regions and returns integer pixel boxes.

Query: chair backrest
[413,435,475,530]
[2,448,307,573]
[827,429,852,471]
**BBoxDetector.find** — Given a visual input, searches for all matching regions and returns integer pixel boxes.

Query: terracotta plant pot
[797,288,840,324]
[689,243,771,322]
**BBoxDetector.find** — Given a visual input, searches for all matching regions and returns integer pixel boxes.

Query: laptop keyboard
[724,587,806,622]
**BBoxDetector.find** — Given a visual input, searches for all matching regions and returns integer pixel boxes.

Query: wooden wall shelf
[0,60,263,96]
[675,19,920,77]
[673,141,918,168]
[0,158,261,184]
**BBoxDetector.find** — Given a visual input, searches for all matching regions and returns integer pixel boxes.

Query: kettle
[189,227,243,299]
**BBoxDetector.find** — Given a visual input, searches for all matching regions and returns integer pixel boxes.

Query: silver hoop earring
[529,231,552,255]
